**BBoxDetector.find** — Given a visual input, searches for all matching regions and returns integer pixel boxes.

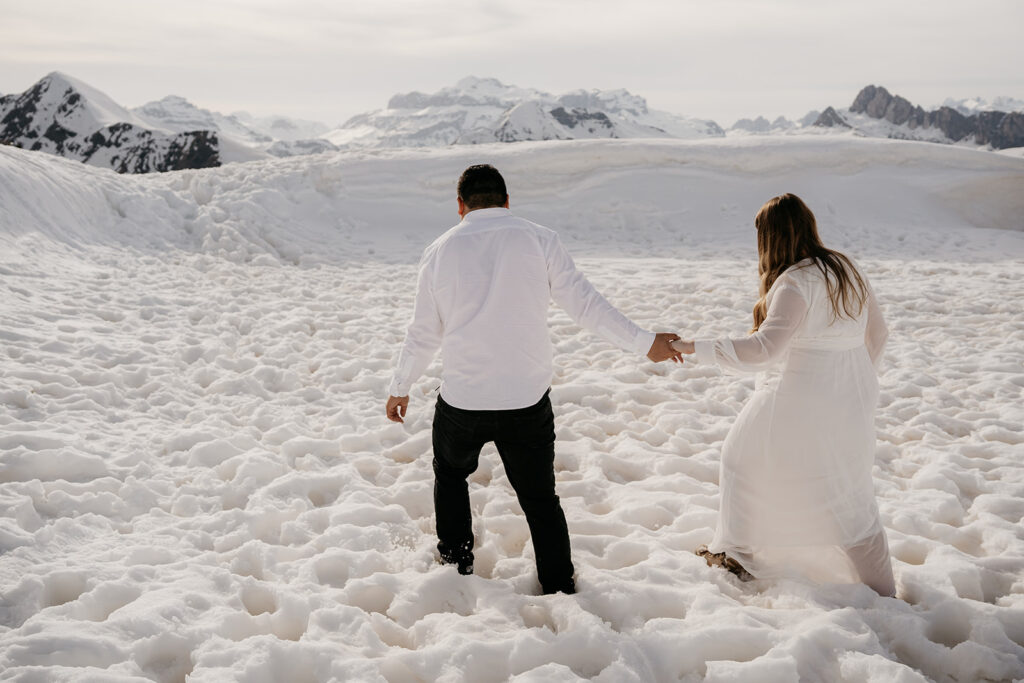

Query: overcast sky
[2,0,1023,128]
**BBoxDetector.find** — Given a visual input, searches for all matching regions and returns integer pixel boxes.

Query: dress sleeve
[864,280,888,370]
[693,282,809,372]
[545,232,655,355]
[388,254,444,397]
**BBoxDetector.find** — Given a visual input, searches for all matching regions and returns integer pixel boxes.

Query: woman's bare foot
[696,545,754,582]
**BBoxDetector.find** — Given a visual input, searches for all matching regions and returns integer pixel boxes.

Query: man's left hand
[386,395,409,423]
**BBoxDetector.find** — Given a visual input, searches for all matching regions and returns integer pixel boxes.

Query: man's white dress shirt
[388,208,655,410]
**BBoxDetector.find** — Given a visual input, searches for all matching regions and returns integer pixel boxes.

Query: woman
[672,193,895,597]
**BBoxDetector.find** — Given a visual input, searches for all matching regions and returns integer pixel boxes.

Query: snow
[938,96,1024,116]
[132,98,335,160]
[43,71,158,133]
[0,136,1022,682]
[837,111,959,146]
[133,96,272,146]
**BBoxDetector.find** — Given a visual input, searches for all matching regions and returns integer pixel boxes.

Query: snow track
[0,139,1022,682]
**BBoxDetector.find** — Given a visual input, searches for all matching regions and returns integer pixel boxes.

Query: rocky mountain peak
[847,84,1024,148]
[850,85,925,127]
[813,107,851,128]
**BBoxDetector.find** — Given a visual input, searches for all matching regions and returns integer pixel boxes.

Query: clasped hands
[647,333,695,363]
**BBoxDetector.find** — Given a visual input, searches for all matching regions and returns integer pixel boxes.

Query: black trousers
[432,389,575,593]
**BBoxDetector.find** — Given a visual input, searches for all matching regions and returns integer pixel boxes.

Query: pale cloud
[1,0,1022,127]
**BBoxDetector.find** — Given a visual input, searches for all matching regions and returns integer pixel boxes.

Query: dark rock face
[80,124,220,173]
[852,85,890,118]
[974,111,1024,148]
[929,107,972,141]
[1,83,44,143]
[851,85,927,127]
[813,107,851,128]
[548,107,613,132]
[886,96,923,127]
[850,85,1024,149]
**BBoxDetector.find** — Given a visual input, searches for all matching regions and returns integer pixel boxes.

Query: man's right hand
[386,395,409,423]
[647,332,685,363]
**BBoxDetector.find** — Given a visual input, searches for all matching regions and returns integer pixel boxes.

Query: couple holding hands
[386,164,895,598]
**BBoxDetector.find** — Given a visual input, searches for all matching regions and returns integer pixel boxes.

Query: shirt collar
[459,207,511,224]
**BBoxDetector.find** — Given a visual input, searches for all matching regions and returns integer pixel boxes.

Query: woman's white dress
[694,258,891,585]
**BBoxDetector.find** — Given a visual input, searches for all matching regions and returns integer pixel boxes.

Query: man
[386,164,682,595]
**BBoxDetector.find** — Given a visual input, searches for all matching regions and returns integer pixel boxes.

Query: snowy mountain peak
[332,77,723,148]
[939,95,1024,116]
[386,77,543,111]
[0,73,220,173]
[557,88,648,116]
[148,94,190,107]
[34,71,153,130]
[133,95,271,144]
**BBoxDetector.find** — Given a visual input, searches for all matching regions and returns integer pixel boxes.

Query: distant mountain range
[939,95,1024,116]
[728,111,821,134]
[2,73,1022,174]
[812,86,1024,149]
[134,95,331,145]
[326,76,724,147]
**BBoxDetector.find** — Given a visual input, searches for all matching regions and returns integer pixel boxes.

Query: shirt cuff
[694,339,717,365]
[388,377,410,397]
[634,329,657,355]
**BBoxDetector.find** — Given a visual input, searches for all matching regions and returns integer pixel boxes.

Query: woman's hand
[670,340,695,355]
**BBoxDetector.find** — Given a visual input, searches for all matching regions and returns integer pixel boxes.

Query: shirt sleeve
[864,280,888,370]
[388,254,443,397]
[545,232,655,355]
[693,282,808,372]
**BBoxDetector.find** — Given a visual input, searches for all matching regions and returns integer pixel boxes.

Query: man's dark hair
[457,164,508,210]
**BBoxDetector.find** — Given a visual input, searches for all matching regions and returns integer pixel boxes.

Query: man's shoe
[440,552,474,576]
[696,545,754,582]
[541,577,576,595]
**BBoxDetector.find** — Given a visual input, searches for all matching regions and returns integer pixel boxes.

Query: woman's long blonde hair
[751,193,867,332]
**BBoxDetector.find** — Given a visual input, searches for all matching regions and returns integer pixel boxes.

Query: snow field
[0,138,1022,682]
